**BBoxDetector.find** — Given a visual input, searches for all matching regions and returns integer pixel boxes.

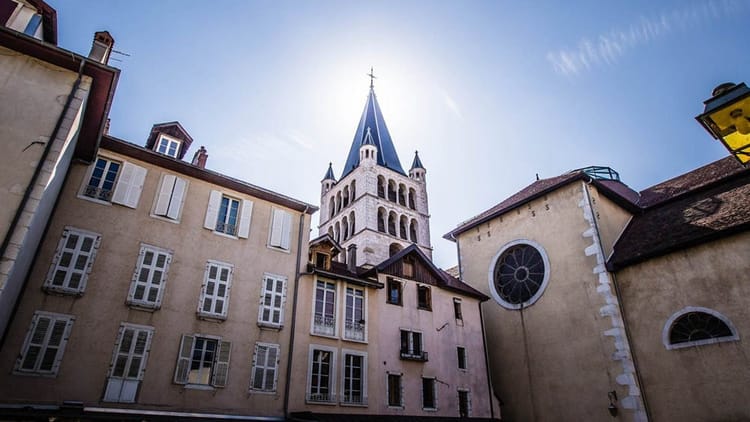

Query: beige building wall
[0,143,312,417]
[456,182,641,421]
[617,231,750,422]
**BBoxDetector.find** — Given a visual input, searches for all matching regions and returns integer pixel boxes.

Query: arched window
[342,216,349,240]
[334,222,340,242]
[377,208,386,233]
[350,180,356,202]
[399,215,408,240]
[488,239,550,310]
[409,219,418,243]
[336,191,342,214]
[408,188,416,210]
[388,211,397,236]
[398,184,406,206]
[663,307,739,350]
[328,227,334,238]
[377,176,386,198]
[329,197,335,218]
[388,180,397,202]
[343,186,350,208]
[389,243,402,256]
[349,211,355,235]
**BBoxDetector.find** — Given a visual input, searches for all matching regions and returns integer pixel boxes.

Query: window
[250,342,279,392]
[422,377,437,410]
[103,323,154,403]
[258,274,287,327]
[23,12,41,36]
[344,287,365,341]
[156,134,181,158]
[387,373,403,407]
[453,298,463,322]
[15,311,74,376]
[126,244,172,310]
[458,389,471,417]
[82,157,147,208]
[489,239,550,310]
[173,335,231,387]
[342,351,367,405]
[269,208,292,250]
[417,285,431,311]
[43,227,101,295]
[313,281,336,336]
[315,252,329,269]
[6,2,43,39]
[387,278,402,306]
[197,261,233,320]
[663,307,739,350]
[400,330,427,361]
[307,346,336,403]
[457,346,467,370]
[204,190,253,238]
[153,174,188,221]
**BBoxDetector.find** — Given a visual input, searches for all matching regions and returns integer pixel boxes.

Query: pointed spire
[410,150,425,170]
[340,75,405,179]
[322,162,336,181]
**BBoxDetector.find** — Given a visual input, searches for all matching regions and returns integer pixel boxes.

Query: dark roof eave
[312,268,383,288]
[100,136,318,214]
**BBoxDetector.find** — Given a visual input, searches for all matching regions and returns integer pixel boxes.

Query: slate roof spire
[322,162,336,181]
[340,73,405,179]
[411,150,425,170]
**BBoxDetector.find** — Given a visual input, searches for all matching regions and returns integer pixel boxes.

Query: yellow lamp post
[696,82,750,165]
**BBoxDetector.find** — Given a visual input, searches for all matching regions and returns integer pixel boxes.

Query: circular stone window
[488,239,550,310]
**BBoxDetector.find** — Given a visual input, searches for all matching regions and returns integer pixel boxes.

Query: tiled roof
[608,158,750,269]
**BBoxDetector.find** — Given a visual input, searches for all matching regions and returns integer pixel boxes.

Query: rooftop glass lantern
[695,82,750,165]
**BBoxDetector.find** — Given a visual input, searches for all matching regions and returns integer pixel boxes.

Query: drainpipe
[0,59,86,346]
[283,206,309,418]
[583,181,651,420]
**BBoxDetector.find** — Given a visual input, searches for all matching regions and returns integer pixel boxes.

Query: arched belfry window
[388,180,397,202]
[663,307,739,350]
[377,208,386,233]
[377,176,386,198]
[488,239,550,310]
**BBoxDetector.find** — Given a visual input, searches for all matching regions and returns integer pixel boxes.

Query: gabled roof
[144,121,194,160]
[309,233,344,257]
[363,244,488,300]
[410,150,425,170]
[608,157,750,270]
[340,87,405,179]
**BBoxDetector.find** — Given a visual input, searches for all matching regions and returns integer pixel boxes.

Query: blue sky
[51,0,750,267]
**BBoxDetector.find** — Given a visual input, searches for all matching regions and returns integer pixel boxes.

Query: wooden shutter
[204,190,222,230]
[269,209,284,247]
[280,211,292,250]
[173,334,193,384]
[112,162,147,208]
[212,340,231,387]
[237,199,253,239]
[167,177,187,220]
[154,174,176,216]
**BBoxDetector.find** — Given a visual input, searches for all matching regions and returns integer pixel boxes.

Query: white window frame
[79,156,121,204]
[457,346,468,370]
[400,329,425,360]
[6,1,43,39]
[257,273,287,328]
[173,334,231,388]
[268,208,292,251]
[340,349,367,406]
[155,134,182,158]
[421,376,438,411]
[197,260,234,320]
[249,342,280,393]
[14,311,75,376]
[458,388,472,417]
[662,306,740,350]
[306,344,337,404]
[386,371,404,408]
[343,285,366,342]
[151,173,188,222]
[453,298,464,326]
[79,156,147,209]
[312,280,337,337]
[204,190,253,239]
[43,227,101,295]
[103,323,154,403]
[126,244,173,310]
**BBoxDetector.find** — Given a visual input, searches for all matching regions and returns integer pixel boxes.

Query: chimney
[192,146,208,169]
[347,244,357,273]
[88,31,114,65]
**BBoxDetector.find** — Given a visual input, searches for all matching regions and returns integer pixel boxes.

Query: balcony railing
[306,392,335,403]
[215,222,237,236]
[84,185,113,201]
[341,393,368,406]
[400,350,428,362]
[313,315,336,336]
[344,320,365,341]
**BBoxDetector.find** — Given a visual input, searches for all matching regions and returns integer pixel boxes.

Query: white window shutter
[174,334,193,384]
[212,340,231,387]
[270,209,284,247]
[204,190,222,230]
[154,174,176,216]
[50,317,75,375]
[112,162,147,209]
[280,211,292,250]
[167,177,187,220]
[237,200,253,239]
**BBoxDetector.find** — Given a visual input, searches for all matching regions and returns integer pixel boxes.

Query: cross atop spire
[367,67,376,89]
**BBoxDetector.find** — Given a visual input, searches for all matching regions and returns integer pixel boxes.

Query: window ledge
[340,402,368,408]
[126,303,160,312]
[12,370,57,378]
[341,337,368,345]
[310,332,339,340]
[197,313,227,322]
[417,307,432,312]
[43,286,84,297]
[258,322,283,331]
[149,213,181,225]
[267,245,291,254]
[184,384,215,391]
[249,389,278,395]
[305,399,338,406]
[386,301,403,307]
[211,230,239,240]
[76,194,113,206]
[423,407,438,412]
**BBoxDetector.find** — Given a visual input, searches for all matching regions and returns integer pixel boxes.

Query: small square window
[156,135,181,158]
[453,298,463,321]
[315,252,329,269]
[387,373,403,407]
[400,330,427,361]
[83,157,121,202]
[387,278,402,306]
[417,285,431,311]
[457,346,467,370]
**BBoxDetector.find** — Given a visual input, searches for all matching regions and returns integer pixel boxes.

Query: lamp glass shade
[697,84,750,164]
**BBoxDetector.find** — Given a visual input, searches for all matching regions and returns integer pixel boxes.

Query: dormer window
[5,1,43,40]
[315,252,330,270]
[156,134,182,158]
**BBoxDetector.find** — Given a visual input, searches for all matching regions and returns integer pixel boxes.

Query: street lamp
[695,82,750,165]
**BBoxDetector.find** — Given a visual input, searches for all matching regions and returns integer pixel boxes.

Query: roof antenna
[535,173,540,181]
[367,67,376,89]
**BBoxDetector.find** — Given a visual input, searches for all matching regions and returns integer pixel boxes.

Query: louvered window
[173,335,231,387]
[153,174,188,220]
[103,324,153,402]
[269,208,292,250]
[15,311,74,376]
[126,244,172,309]
[43,227,101,295]
[197,261,233,319]
[250,342,279,392]
[258,274,287,327]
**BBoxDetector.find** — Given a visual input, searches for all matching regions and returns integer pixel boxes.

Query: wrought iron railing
[215,222,238,236]
[306,392,335,403]
[400,350,428,361]
[344,320,365,341]
[84,185,113,201]
[341,393,368,405]
[313,315,336,336]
